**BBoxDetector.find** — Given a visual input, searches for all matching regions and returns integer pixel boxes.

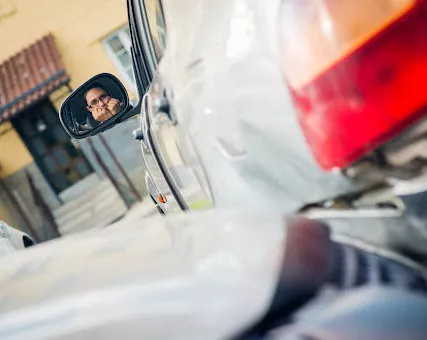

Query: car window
[144,0,167,62]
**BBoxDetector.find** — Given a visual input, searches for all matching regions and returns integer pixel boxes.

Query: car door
[135,0,213,212]
[128,0,182,213]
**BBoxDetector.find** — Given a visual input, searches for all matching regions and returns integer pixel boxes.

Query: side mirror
[60,73,134,139]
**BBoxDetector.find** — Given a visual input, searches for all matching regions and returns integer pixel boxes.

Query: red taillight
[280,1,427,170]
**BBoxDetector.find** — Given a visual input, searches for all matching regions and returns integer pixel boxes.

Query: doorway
[12,100,93,194]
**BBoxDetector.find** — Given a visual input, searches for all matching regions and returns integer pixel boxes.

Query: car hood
[0,211,285,339]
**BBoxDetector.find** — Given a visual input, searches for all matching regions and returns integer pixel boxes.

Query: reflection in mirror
[60,73,129,138]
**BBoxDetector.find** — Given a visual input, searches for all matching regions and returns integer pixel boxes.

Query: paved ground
[123,200,159,220]
[106,199,159,229]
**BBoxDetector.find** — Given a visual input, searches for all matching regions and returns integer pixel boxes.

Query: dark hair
[83,82,109,104]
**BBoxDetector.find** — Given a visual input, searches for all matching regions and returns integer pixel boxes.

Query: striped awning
[0,34,70,123]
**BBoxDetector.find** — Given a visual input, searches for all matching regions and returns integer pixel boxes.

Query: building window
[102,26,135,89]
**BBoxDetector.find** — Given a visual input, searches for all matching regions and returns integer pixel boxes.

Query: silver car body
[0,221,34,256]
[142,0,359,215]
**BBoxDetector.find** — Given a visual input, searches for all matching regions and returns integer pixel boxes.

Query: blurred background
[0,0,148,243]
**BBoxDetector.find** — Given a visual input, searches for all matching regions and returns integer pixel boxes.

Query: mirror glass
[60,74,129,138]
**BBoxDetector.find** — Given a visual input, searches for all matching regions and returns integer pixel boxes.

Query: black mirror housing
[59,73,136,139]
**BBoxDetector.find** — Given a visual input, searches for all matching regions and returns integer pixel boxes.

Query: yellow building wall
[0,0,128,87]
[0,0,131,176]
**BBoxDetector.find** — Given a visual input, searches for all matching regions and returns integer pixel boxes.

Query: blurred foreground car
[50,0,427,339]
[0,220,35,256]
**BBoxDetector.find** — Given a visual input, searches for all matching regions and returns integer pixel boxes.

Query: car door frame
[128,0,189,211]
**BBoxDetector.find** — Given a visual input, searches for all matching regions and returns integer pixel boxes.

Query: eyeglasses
[88,93,110,108]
